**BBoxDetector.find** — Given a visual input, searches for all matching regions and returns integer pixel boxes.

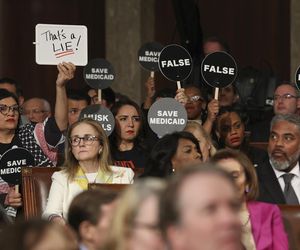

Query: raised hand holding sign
[201,51,238,100]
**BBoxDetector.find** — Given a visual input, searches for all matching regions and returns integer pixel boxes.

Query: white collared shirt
[270,161,300,201]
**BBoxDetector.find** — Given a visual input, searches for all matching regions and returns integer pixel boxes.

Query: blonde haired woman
[43,118,134,223]
[103,178,166,250]
[184,120,216,162]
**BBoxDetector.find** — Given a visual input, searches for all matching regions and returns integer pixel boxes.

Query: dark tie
[282,173,299,205]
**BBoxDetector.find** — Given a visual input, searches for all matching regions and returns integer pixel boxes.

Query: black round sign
[79,104,115,136]
[138,42,163,72]
[158,44,193,82]
[295,66,300,91]
[0,147,34,185]
[201,51,238,88]
[83,58,115,89]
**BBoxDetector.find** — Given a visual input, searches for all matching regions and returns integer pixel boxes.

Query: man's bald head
[22,98,51,123]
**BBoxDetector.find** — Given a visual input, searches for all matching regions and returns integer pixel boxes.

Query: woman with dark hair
[143,131,202,178]
[0,62,75,218]
[110,99,150,169]
[210,149,288,250]
[215,106,267,165]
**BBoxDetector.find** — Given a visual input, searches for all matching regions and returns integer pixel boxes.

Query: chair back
[249,141,268,151]
[279,205,300,250]
[21,166,60,220]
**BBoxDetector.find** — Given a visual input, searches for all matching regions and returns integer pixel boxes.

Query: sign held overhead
[35,24,88,66]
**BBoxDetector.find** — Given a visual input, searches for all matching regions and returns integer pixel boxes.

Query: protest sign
[148,98,187,137]
[158,44,192,89]
[83,58,115,90]
[295,66,300,91]
[201,51,238,99]
[0,147,34,186]
[138,42,163,77]
[35,24,88,66]
[79,105,115,136]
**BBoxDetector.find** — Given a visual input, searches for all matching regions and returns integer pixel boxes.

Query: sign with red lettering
[35,24,88,66]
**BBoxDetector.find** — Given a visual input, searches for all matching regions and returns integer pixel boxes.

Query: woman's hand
[175,88,188,106]
[4,187,22,208]
[207,99,219,122]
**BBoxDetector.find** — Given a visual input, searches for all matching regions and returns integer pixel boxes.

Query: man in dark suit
[256,113,300,204]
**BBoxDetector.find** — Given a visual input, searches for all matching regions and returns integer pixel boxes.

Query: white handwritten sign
[35,24,88,66]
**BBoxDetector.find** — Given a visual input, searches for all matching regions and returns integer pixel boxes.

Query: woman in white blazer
[43,118,134,223]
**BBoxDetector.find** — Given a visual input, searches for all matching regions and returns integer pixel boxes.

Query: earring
[245,186,249,193]
[99,148,102,154]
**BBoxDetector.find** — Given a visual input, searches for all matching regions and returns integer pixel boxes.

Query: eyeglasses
[0,104,20,115]
[69,135,101,146]
[273,94,298,101]
[187,95,204,103]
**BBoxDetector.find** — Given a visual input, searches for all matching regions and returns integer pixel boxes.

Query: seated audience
[110,99,150,169]
[256,114,300,205]
[43,118,134,222]
[0,62,74,218]
[215,107,267,165]
[0,219,78,250]
[103,178,166,250]
[184,120,216,162]
[159,164,243,250]
[143,131,201,178]
[211,149,288,250]
[68,189,118,250]
[22,97,51,123]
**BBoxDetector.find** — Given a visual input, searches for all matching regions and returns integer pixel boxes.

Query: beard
[269,147,300,171]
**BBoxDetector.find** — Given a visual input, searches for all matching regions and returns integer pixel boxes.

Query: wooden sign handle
[98,89,102,103]
[214,87,219,100]
[15,185,19,193]
[177,81,181,89]
[150,71,155,78]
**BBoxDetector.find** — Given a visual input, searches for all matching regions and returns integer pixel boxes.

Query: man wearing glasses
[250,82,300,142]
[273,83,300,115]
